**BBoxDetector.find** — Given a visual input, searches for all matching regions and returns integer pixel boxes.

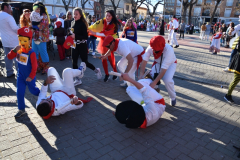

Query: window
[177,0,181,6]
[97,14,100,18]
[234,11,240,17]
[166,0,175,6]
[165,7,174,15]
[215,8,220,16]
[176,7,181,15]
[126,5,129,11]
[96,6,100,11]
[202,9,210,16]
[197,0,202,5]
[194,7,201,16]
[206,0,212,3]
[224,8,232,17]
[226,0,234,6]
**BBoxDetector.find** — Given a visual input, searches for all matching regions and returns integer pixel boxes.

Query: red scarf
[113,38,120,52]
[153,50,163,60]
[42,90,93,119]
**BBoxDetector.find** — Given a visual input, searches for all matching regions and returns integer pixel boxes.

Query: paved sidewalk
[0,31,240,160]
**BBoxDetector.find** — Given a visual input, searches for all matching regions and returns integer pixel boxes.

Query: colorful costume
[209,32,222,53]
[7,27,40,114]
[121,27,137,43]
[88,18,118,75]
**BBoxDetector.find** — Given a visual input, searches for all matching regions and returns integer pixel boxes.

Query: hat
[63,36,74,49]
[150,36,165,51]
[18,27,32,40]
[59,12,64,18]
[50,15,57,20]
[115,100,145,128]
[102,35,114,47]
[56,21,62,28]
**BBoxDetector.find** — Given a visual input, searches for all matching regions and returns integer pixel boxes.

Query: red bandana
[153,50,163,60]
[42,97,55,120]
[113,38,120,52]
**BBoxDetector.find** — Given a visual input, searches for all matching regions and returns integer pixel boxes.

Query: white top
[30,11,43,22]
[0,11,19,48]
[169,21,173,30]
[36,85,83,116]
[142,44,177,70]
[115,38,144,58]
[231,24,240,37]
[172,19,179,29]
[138,79,166,127]
[55,18,64,28]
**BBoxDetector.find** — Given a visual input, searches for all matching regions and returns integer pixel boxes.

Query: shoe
[60,58,65,61]
[170,99,176,106]
[212,52,217,55]
[120,82,127,87]
[74,77,82,86]
[95,68,102,79]
[174,45,179,48]
[104,75,110,82]
[92,52,96,56]
[168,40,170,43]
[7,74,15,78]
[224,94,234,104]
[79,62,86,72]
[112,75,118,80]
[14,110,26,118]
[223,67,230,72]
[225,45,229,48]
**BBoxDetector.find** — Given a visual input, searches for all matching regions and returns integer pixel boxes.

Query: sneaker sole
[224,96,234,104]
[15,112,26,118]
[113,77,118,81]
[104,77,110,82]
[74,81,82,86]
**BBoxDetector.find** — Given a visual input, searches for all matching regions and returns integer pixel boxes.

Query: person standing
[121,19,137,43]
[159,18,165,35]
[70,7,102,85]
[209,28,222,54]
[225,22,235,48]
[200,23,207,40]
[20,9,31,28]
[31,2,50,75]
[179,20,185,40]
[0,2,19,78]
[170,15,179,48]
[205,22,211,41]
[167,21,173,44]
[64,11,73,59]
[55,12,64,28]
[87,15,97,56]
[88,10,120,82]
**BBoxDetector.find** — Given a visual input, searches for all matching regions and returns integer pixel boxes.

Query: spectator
[53,21,67,61]
[186,23,190,34]
[64,11,73,59]
[221,23,228,46]
[0,2,19,78]
[189,24,194,34]
[87,15,97,56]
[209,28,222,54]
[55,12,64,28]
[20,9,31,28]
[121,19,137,43]
[179,20,185,40]
[116,15,124,31]
[130,17,137,29]
[200,23,207,40]
[205,22,211,41]
[225,22,235,48]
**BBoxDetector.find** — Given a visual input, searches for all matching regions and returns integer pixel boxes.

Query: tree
[62,0,73,12]
[209,0,224,24]
[80,0,90,10]
[188,0,198,25]
[144,0,164,19]
[130,0,145,18]
[180,0,190,22]
[109,0,122,14]
[202,0,224,24]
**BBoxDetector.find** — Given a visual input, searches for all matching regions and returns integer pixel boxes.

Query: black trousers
[72,43,96,70]
[179,30,184,39]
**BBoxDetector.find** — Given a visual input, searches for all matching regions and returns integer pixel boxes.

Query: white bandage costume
[126,79,166,127]
[115,38,144,86]
[36,67,84,116]
[142,44,177,101]
[170,19,179,46]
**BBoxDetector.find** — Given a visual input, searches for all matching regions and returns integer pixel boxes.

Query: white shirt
[36,85,83,116]
[231,24,240,36]
[55,18,64,28]
[0,11,19,48]
[138,79,166,127]
[172,19,179,29]
[116,38,144,58]
[169,21,173,30]
[142,44,177,70]
[30,11,43,22]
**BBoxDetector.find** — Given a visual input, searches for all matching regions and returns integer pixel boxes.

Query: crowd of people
[1,1,240,129]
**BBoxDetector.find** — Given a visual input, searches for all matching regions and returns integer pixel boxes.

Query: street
[0,31,240,160]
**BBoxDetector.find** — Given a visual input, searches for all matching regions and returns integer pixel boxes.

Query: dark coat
[53,27,67,45]
[64,19,73,31]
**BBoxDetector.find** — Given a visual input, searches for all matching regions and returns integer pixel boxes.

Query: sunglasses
[68,13,72,15]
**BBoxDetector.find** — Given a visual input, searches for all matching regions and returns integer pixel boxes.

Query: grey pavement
[0,31,240,160]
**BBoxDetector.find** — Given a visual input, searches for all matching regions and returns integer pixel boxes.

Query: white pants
[170,31,178,45]
[117,57,138,86]
[168,30,173,41]
[200,31,205,40]
[47,67,83,96]
[151,62,177,100]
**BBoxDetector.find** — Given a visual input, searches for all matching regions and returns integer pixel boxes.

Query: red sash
[42,90,93,119]
[140,98,165,128]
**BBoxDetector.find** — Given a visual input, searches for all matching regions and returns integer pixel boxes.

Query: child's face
[35,8,40,13]
[19,36,30,49]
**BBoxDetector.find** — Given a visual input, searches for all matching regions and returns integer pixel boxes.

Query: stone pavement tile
[120,146,137,157]
[108,150,125,160]
[23,148,43,159]
[164,140,178,149]
[176,154,193,160]
[174,144,191,155]
[211,150,226,160]
[110,141,125,151]
[10,152,25,160]
[67,138,81,148]
[70,152,89,160]
[154,152,172,160]
[98,154,113,160]
[32,153,48,160]
[89,139,104,150]
[97,145,113,155]
[188,150,203,159]
[48,150,66,160]
[63,146,79,158]
[85,148,102,159]
[75,143,92,153]
[166,148,182,159]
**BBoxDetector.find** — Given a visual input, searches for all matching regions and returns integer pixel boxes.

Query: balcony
[202,12,210,16]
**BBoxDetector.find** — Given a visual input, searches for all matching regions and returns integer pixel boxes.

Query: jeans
[179,30,184,39]
[32,40,49,62]
[87,36,96,52]
[3,47,18,76]
[228,49,238,67]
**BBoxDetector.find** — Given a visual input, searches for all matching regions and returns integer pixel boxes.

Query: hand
[71,96,79,105]
[121,73,131,81]
[88,30,96,35]
[26,77,32,82]
[14,45,21,52]
[45,75,56,85]
[71,33,75,39]
[138,72,144,79]
[100,55,107,60]
[150,82,156,89]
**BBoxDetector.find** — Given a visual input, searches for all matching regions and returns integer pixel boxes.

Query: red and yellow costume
[88,18,118,75]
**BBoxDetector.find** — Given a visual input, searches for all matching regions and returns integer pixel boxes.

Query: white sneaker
[120,82,127,87]
[92,52,96,56]
[74,77,82,86]
[223,67,230,72]
[95,68,102,79]
[79,62,86,72]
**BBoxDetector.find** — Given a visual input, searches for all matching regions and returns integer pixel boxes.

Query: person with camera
[139,36,177,106]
